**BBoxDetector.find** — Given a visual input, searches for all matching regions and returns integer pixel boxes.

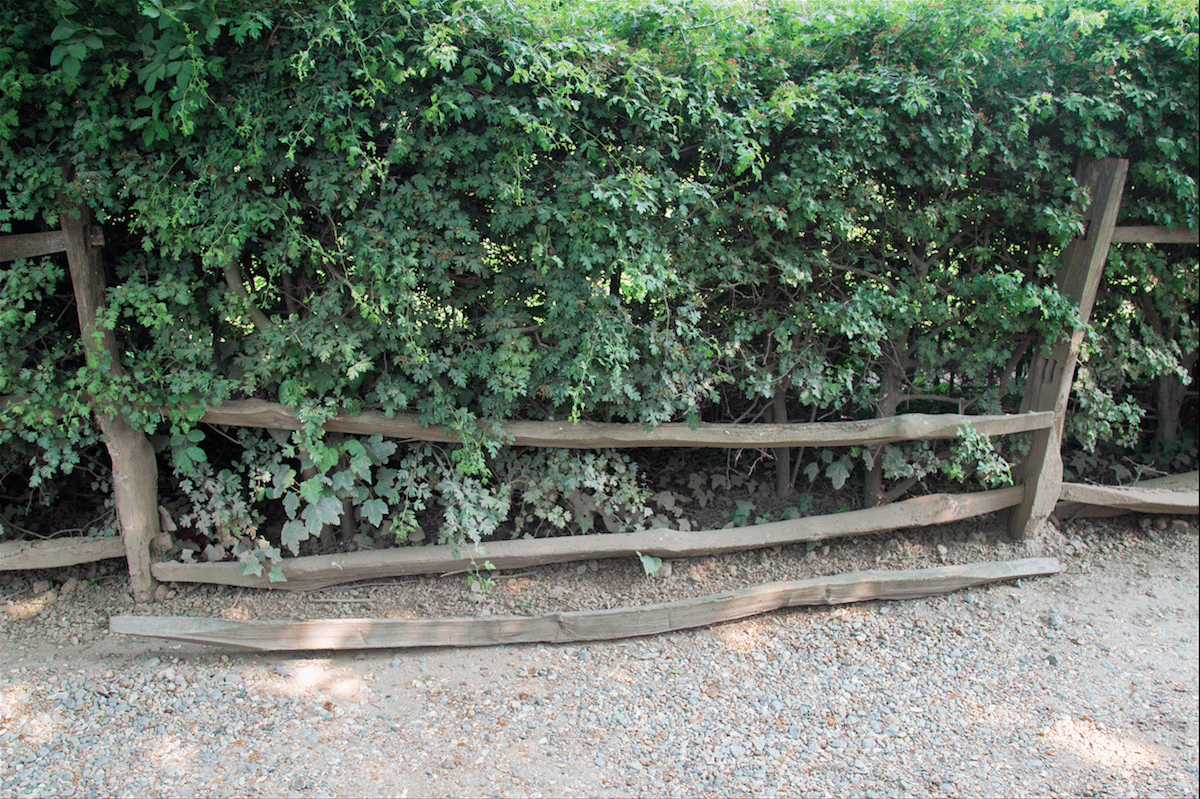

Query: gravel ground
[1,512,1198,798]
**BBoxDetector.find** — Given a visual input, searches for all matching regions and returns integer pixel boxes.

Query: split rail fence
[1,158,1197,603]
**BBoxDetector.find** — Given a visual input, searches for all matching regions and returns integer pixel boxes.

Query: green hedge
[1,0,1196,557]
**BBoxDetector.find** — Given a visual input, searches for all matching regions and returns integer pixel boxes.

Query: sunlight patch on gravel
[711,616,772,652]
[150,735,189,771]
[0,682,33,721]
[0,685,59,747]
[1041,716,1163,770]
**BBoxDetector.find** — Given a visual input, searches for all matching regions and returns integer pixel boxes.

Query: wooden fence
[1,158,1197,600]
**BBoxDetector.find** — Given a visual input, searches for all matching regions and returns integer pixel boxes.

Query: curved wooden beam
[151,486,1026,591]
[1058,471,1198,516]
[114,557,1063,650]
[200,399,1053,450]
[0,536,125,571]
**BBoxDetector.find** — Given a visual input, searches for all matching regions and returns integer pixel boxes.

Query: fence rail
[201,399,1055,449]
[151,486,1027,590]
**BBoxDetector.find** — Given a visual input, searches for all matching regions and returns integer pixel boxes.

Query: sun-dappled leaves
[0,0,1195,550]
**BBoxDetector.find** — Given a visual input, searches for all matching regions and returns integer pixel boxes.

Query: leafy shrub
[0,0,1195,550]
[160,427,653,569]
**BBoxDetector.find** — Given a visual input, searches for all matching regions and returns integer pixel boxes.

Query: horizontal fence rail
[152,485,1027,590]
[1059,471,1199,515]
[200,400,1056,449]
[0,226,104,262]
[0,536,125,570]
[1108,226,1199,244]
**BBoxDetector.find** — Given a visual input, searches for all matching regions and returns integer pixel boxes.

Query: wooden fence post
[1008,158,1129,540]
[59,189,160,602]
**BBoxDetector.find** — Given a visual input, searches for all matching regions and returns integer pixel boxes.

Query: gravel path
[2,514,1197,798]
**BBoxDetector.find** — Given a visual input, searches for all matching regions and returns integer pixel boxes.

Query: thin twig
[439,569,536,579]
[302,580,418,595]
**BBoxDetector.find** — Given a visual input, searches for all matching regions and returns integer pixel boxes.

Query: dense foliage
[1,0,1195,561]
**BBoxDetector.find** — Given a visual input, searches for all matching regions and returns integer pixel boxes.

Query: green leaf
[636,550,662,577]
[330,469,357,494]
[299,476,326,504]
[267,566,287,583]
[826,460,851,491]
[364,434,396,465]
[272,467,296,497]
[238,554,264,577]
[280,520,308,555]
[360,497,388,527]
[282,491,300,519]
[302,495,343,529]
[316,444,339,473]
[61,55,82,79]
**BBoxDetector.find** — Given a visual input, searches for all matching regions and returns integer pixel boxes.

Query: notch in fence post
[59,173,160,602]
[1008,158,1129,540]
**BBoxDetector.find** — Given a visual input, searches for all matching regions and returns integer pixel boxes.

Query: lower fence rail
[151,485,1027,591]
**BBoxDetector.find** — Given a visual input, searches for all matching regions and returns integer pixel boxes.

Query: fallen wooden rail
[152,485,1026,591]
[1054,471,1198,519]
[201,399,1054,449]
[0,536,125,571]
[112,557,1061,650]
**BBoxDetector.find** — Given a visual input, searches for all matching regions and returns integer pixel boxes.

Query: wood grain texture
[0,230,67,262]
[1058,471,1198,515]
[201,399,1053,449]
[151,485,1026,591]
[1109,226,1199,244]
[1010,158,1129,540]
[60,194,160,602]
[0,537,125,571]
[114,557,1062,650]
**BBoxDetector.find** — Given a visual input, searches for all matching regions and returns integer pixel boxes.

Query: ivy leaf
[280,519,308,555]
[330,469,357,494]
[360,497,388,527]
[272,467,296,498]
[302,495,343,530]
[826,460,851,491]
[316,444,340,473]
[636,551,662,577]
[282,490,300,519]
[238,553,264,577]
[364,434,397,465]
[299,476,326,504]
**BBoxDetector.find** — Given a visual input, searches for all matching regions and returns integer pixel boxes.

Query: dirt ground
[1,510,1198,797]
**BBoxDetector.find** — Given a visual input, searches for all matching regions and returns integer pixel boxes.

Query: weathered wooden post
[1008,158,1128,540]
[59,183,160,602]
